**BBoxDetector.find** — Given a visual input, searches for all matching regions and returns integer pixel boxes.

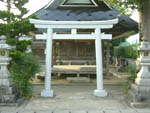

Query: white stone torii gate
[30,19,118,97]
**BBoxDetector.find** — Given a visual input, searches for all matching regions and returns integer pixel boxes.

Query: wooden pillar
[53,41,57,65]
[102,40,105,68]
[106,40,110,78]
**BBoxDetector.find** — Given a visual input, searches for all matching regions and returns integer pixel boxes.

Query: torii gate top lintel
[30,18,118,29]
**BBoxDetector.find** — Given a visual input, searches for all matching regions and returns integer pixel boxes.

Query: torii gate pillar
[41,28,54,97]
[94,28,107,97]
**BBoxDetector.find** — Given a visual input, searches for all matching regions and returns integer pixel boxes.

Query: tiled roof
[35,0,138,37]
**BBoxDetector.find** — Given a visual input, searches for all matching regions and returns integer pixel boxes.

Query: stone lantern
[129,41,150,107]
[136,41,150,85]
[0,35,18,105]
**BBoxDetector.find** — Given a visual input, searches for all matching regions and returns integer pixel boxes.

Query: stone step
[104,79,128,85]
[67,77,91,83]
[109,68,131,79]
[32,79,128,86]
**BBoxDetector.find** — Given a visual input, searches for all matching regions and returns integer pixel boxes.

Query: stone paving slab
[86,110,104,113]
[104,110,121,113]
[121,109,138,113]
[136,109,150,113]
[0,108,150,113]
[1,110,149,113]
[0,85,150,113]
[22,99,126,110]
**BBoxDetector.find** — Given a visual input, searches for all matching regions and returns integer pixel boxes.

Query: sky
[24,0,50,16]
[0,0,139,22]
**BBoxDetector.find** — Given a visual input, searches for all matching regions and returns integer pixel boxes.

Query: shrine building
[30,0,138,97]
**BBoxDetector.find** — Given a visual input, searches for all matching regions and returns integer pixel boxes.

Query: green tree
[0,0,36,38]
[0,0,39,97]
[0,0,29,23]
[102,0,150,42]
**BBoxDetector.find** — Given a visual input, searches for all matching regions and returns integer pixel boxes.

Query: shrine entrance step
[67,77,91,83]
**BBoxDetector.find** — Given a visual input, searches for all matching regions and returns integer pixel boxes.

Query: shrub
[114,45,139,59]
[7,38,41,97]
[10,52,40,97]
[122,64,140,93]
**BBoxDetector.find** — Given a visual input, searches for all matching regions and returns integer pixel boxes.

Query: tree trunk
[6,0,11,23]
[138,1,150,42]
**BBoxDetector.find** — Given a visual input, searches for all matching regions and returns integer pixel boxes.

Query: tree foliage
[102,0,150,42]
[0,0,40,97]
[103,0,149,9]
[100,0,150,15]
[0,0,36,37]
[0,0,29,22]
[114,45,139,59]
[0,18,36,38]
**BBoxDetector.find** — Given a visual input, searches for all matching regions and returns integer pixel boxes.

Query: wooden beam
[112,31,136,39]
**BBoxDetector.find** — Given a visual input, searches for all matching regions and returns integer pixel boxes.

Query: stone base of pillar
[0,86,19,106]
[94,89,107,97]
[135,78,150,86]
[41,90,54,97]
[128,84,150,108]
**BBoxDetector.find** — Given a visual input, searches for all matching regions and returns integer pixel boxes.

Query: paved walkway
[0,84,150,113]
